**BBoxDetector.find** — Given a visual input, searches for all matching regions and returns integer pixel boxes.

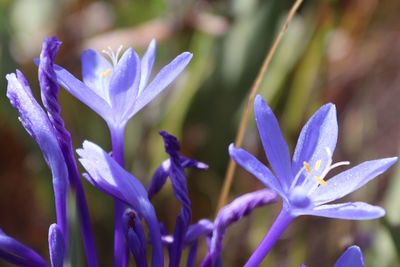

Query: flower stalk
[244,209,293,267]
[110,126,128,267]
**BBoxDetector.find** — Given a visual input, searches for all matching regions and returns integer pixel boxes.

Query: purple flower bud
[38,37,98,267]
[122,209,148,267]
[77,141,163,266]
[6,70,68,239]
[159,131,191,267]
[48,224,65,267]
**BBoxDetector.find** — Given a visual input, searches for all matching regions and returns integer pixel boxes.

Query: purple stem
[186,241,198,267]
[63,143,99,267]
[244,209,293,267]
[110,126,129,267]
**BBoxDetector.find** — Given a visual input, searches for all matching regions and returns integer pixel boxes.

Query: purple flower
[230,95,397,266]
[230,95,397,220]
[301,245,364,267]
[48,224,65,267]
[53,40,192,131]
[76,141,163,267]
[6,71,68,239]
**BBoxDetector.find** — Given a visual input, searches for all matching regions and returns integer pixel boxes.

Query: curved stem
[110,126,129,267]
[244,209,293,267]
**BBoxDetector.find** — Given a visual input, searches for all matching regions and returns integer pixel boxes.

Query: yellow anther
[100,69,112,78]
[303,162,311,173]
[315,176,327,186]
[315,160,322,171]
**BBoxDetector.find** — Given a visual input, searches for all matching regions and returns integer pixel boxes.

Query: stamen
[102,45,124,66]
[115,45,124,60]
[315,160,322,171]
[100,69,112,78]
[315,176,327,186]
[329,161,350,171]
[303,162,311,173]
[290,166,306,191]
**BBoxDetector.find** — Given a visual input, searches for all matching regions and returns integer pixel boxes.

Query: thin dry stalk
[216,0,304,213]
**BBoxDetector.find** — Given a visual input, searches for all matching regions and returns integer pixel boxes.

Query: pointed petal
[229,144,285,197]
[48,224,65,267]
[81,49,113,100]
[6,71,68,237]
[126,52,192,120]
[254,95,292,189]
[147,159,170,199]
[139,39,156,94]
[0,230,49,267]
[334,246,364,267]
[77,141,149,207]
[296,202,385,220]
[109,48,141,116]
[54,64,112,122]
[311,157,398,205]
[292,103,338,181]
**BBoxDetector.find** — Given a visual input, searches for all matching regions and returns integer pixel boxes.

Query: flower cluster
[0,36,397,267]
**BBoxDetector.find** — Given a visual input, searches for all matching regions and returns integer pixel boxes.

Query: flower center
[290,147,350,194]
[289,186,311,208]
[303,160,327,186]
[99,45,124,78]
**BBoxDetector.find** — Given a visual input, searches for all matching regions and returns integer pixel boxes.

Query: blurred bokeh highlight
[0,0,399,266]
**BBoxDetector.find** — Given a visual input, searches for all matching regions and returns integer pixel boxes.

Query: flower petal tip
[228,143,236,154]
[149,39,157,48]
[196,162,209,169]
[254,94,275,119]
[377,207,386,218]
[387,156,398,164]
[180,52,193,62]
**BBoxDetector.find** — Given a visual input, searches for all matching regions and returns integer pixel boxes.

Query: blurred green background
[0,0,399,266]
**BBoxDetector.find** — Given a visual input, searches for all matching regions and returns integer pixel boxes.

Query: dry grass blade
[216,0,304,214]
